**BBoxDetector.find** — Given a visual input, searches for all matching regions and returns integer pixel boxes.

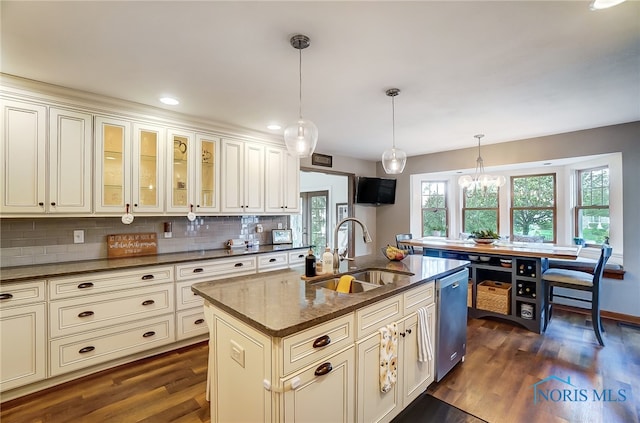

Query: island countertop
[191,254,469,338]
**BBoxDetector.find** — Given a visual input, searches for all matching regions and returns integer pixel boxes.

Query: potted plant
[431,224,446,237]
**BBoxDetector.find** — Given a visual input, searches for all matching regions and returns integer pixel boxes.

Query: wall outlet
[278,223,283,229]
[73,230,84,244]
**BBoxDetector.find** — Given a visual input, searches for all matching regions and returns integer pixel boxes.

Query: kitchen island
[191,254,468,423]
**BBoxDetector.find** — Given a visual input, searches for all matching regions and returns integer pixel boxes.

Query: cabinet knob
[269,258,277,263]
[314,362,333,377]
[142,299,155,306]
[38,202,44,206]
[50,202,56,206]
[406,328,412,334]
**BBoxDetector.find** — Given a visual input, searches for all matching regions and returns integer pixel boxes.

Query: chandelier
[458,134,506,191]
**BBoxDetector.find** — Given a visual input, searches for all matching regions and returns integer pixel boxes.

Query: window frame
[420,180,449,237]
[510,172,557,243]
[575,165,610,245]
[461,185,500,234]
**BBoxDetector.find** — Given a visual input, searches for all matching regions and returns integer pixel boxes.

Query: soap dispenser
[322,246,334,274]
[305,248,317,278]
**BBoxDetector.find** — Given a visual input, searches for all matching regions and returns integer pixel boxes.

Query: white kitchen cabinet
[220,138,264,213]
[1,100,91,215]
[355,282,436,423]
[282,347,355,423]
[0,281,47,391]
[131,122,165,213]
[167,129,220,215]
[94,115,132,213]
[265,146,300,214]
[257,251,289,272]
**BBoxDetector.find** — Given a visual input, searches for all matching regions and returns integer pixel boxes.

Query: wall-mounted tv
[355,176,397,205]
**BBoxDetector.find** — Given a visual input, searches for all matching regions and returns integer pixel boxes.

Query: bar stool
[542,244,612,346]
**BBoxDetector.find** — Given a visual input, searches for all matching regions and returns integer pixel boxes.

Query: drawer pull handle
[234,263,243,267]
[77,282,94,289]
[193,268,204,273]
[78,311,94,318]
[142,300,155,306]
[194,318,205,325]
[312,335,331,348]
[298,254,304,258]
[0,293,14,300]
[79,346,95,354]
[141,274,154,280]
[269,258,277,263]
[314,362,333,377]
[143,331,156,338]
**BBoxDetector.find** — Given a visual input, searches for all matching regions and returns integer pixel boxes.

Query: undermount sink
[311,269,411,294]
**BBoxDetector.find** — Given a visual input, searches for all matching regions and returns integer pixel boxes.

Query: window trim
[420,180,449,237]
[575,165,609,245]
[461,186,500,234]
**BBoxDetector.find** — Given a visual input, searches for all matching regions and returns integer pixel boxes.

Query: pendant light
[458,134,506,191]
[381,88,407,174]
[283,34,318,158]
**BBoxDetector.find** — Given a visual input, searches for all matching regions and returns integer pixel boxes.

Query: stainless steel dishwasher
[435,268,469,382]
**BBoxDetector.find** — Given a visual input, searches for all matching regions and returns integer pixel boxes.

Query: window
[421,181,448,236]
[462,186,499,234]
[576,166,609,244]
[511,173,556,242]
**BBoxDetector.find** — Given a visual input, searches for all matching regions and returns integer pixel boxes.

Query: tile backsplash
[0,215,289,268]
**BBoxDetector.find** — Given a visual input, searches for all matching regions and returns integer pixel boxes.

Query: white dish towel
[417,306,434,363]
[379,322,398,393]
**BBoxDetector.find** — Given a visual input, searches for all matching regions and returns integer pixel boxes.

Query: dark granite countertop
[191,254,469,338]
[0,244,309,283]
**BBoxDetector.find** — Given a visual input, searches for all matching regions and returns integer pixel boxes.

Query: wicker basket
[477,280,511,315]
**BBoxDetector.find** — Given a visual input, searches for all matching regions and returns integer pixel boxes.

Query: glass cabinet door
[132,123,164,213]
[196,134,220,212]
[95,116,131,213]
[167,129,194,213]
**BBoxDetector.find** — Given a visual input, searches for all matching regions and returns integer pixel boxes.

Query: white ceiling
[1,1,638,161]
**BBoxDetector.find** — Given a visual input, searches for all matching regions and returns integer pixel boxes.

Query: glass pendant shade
[382,147,407,174]
[284,118,318,158]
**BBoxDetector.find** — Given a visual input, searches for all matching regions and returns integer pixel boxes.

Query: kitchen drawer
[176,308,208,340]
[49,266,174,300]
[175,256,257,282]
[355,294,403,339]
[282,313,354,376]
[49,314,175,376]
[50,285,174,338]
[288,249,307,266]
[403,282,435,314]
[258,252,289,272]
[0,280,46,308]
[176,280,204,311]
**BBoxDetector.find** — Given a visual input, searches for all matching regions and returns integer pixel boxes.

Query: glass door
[196,134,219,212]
[300,190,329,255]
[132,123,164,213]
[167,129,194,213]
[95,116,131,213]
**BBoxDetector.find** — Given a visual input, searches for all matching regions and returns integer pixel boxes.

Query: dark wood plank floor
[2,308,639,423]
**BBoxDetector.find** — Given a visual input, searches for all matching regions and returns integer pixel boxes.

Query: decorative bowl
[500,259,512,268]
[467,255,479,261]
[381,247,408,261]
[473,238,497,245]
[479,256,491,262]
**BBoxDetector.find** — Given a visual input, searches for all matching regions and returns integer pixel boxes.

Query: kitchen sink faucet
[332,217,373,271]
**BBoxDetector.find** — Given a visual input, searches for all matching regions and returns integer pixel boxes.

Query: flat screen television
[355,176,397,205]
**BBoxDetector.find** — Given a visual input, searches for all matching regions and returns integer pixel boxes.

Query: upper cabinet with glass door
[131,123,165,214]
[196,133,220,213]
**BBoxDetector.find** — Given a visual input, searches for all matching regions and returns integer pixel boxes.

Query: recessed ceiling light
[160,97,179,106]
[590,0,626,10]
[543,162,552,166]
[267,124,282,130]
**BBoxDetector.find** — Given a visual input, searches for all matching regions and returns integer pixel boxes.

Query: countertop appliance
[435,268,469,381]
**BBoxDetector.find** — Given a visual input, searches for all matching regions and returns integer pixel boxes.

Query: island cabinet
[202,280,435,423]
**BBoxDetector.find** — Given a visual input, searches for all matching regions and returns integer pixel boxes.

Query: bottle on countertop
[322,246,334,274]
[305,248,317,278]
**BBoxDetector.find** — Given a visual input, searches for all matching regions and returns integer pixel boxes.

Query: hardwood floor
[2,308,638,423]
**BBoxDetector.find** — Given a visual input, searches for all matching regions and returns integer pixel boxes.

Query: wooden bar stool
[542,244,612,346]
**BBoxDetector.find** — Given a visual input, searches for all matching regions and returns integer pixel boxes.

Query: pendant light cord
[391,95,396,149]
[298,47,303,119]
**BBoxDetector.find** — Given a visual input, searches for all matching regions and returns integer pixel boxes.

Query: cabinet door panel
[94,116,131,213]
[283,347,355,423]
[132,123,165,213]
[244,142,264,212]
[0,303,46,390]
[167,129,194,213]
[0,99,47,213]
[401,305,435,407]
[265,146,285,213]
[195,134,220,213]
[49,108,92,213]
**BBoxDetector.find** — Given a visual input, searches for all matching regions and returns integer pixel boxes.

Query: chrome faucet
[332,217,373,271]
